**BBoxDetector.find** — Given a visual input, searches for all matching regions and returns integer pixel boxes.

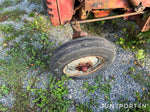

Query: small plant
[28,11,35,17]
[0,24,24,42]
[116,38,125,45]
[76,102,94,112]
[25,16,51,33]
[0,0,13,11]
[95,75,112,96]
[82,81,99,95]
[0,104,8,112]
[0,84,10,99]
[135,49,145,61]
[75,98,96,112]
[0,50,27,86]
[28,0,42,4]
[0,9,26,21]
[30,75,71,112]
[121,66,150,112]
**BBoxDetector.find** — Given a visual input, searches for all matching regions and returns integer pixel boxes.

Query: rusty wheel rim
[63,56,105,77]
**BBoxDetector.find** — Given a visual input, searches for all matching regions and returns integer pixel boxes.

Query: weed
[116,25,150,51]
[0,24,24,42]
[18,33,54,69]
[0,0,13,11]
[119,66,150,112]
[95,75,112,96]
[0,84,10,99]
[0,104,8,112]
[25,16,51,33]
[77,75,113,111]
[1,16,53,69]
[15,0,22,4]
[0,50,27,86]
[0,49,34,111]
[28,0,41,4]
[128,66,150,88]
[28,11,35,17]
[82,81,99,95]
[75,98,95,112]
[0,9,26,21]
[135,49,145,61]
[0,46,72,111]
[30,75,71,112]
[81,75,112,97]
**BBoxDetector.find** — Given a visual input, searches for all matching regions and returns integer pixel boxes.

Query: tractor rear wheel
[50,37,116,78]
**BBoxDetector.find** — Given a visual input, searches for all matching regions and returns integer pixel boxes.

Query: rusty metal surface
[57,0,75,25]
[92,9,111,18]
[128,0,140,6]
[85,0,129,11]
[141,15,150,32]
[141,0,150,7]
[46,0,75,26]
[46,0,60,26]
[72,11,147,24]
[63,56,105,77]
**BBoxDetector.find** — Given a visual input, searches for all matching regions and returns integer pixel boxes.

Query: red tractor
[45,0,150,78]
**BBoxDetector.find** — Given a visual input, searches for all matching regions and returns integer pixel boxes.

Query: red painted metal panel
[57,0,75,25]
[46,0,61,26]
[141,0,150,7]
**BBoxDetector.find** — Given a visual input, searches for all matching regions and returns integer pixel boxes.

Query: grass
[0,50,71,111]
[27,0,42,4]
[24,16,52,33]
[0,0,13,11]
[0,24,24,43]
[117,66,150,112]
[0,0,23,11]
[0,0,150,111]
[1,15,54,69]
[0,9,26,21]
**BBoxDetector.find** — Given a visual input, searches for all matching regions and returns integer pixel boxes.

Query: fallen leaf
[134,61,137,64]
[3,43,7,46]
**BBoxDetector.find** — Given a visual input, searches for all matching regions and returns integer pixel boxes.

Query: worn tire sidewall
[50,47,115,78]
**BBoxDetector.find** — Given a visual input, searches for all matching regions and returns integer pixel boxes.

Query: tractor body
[46,0,150,31]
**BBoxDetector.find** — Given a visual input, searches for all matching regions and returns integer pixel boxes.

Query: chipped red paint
[46,0,60,26]
[46,0,150,30]
[141,16,150,32]
[76,62,92,72]
[57,0,75,25]
[141,0,150,7]
[46,0,75,26]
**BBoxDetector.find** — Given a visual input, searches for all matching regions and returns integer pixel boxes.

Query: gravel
[0,0,149,111]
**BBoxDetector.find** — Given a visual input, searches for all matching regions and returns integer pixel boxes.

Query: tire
[50,37,116,78]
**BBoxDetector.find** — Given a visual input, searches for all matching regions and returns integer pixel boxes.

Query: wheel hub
[76,62,92,72]
[63,56,105,77]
